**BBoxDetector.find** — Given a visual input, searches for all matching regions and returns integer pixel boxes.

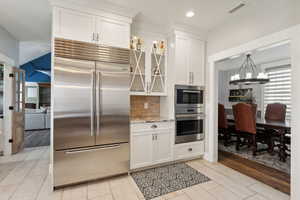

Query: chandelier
[230,54,269,85]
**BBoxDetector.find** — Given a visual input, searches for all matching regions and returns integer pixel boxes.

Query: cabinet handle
[97,33,100,42]
[152,135,155,140]
[188,148,193,152]
[156,135,158,140]
[151,124,158,129]
[192,72,194,84]
[92,33,95,41]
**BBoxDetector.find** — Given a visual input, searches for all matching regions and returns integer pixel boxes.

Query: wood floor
[219,150,290,195]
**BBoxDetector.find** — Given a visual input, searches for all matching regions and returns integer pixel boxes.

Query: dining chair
[265,103,288,156]
[218,104,233,146]
[233,103,270,156]
[265,103,287,122]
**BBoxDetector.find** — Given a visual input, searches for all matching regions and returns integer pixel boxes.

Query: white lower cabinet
[174,141,205,160]
[152,130,173,164]
[131,132,153,169]
[130,122,174,169]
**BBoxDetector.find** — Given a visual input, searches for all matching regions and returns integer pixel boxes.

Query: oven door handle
[182,90,202,93]
[176,114,205,121]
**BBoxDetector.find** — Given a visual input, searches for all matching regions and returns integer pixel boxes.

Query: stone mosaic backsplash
[130,96,160,119]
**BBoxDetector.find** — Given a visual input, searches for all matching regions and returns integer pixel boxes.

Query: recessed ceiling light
[186,11,195,18]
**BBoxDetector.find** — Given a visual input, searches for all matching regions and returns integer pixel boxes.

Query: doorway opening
[216,41,291,194]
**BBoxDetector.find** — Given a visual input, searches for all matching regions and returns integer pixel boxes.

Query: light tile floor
[0,147,290,200]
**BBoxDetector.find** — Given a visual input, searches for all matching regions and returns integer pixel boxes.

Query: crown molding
[49,0,138,23]
[170,23,208,41]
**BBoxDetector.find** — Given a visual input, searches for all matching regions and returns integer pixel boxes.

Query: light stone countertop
[130,116,174,124]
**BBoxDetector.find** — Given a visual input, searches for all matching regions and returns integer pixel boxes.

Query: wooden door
[153,131,173,164]
[175,36,189,85]
[11,68,25,154]
[96,17,130,48]
[130,133,153,169]
[189,38,205,86]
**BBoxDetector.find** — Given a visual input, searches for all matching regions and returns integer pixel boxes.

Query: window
[263,65,291,119]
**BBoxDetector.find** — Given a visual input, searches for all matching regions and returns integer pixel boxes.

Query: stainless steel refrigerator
[53,39,130,188]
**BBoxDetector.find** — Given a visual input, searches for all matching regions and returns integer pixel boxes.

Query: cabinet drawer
[131,121,174,133]
[174,141,204,160]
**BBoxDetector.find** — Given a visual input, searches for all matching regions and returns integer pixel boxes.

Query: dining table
[227,115,291,162]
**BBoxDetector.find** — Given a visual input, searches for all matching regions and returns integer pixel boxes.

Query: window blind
[264,65,291,119]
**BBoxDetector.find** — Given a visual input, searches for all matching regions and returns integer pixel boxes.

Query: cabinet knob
[151,124,158,129]
[188,148,193,152]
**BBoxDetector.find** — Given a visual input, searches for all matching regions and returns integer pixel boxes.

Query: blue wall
[20,53,51,83]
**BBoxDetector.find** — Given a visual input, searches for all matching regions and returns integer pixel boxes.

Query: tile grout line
[5,149,38,200]
[27,147,50,200]
[8,148,47,200]
[0,150,31,184]
[190,161,255,199]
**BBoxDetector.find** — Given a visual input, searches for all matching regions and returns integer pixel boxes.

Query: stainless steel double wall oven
[175,85,205,144]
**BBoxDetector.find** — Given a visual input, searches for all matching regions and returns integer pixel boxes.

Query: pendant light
[230,54,269,85]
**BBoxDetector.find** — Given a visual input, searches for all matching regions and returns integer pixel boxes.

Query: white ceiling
[0,0,291,42]
[0,0,51,41]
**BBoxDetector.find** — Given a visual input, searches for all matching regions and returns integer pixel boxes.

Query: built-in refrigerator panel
[95,62,130,145]
[54,57,96,150]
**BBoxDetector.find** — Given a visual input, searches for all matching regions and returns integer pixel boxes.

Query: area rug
[24,130,50,148]
[131,163,210,200]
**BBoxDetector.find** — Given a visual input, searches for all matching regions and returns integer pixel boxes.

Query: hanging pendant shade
[229,54,269,85]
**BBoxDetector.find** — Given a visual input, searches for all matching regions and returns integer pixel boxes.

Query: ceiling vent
[229,2,246,14]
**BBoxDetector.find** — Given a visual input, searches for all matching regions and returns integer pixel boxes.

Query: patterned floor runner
[131,163,210,200]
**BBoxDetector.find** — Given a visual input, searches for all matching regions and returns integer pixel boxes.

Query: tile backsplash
[130,96,160,118]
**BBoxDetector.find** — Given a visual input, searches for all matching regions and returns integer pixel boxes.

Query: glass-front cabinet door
[129,43,167,96]
[150,52,166,94]
[130,50,146,93]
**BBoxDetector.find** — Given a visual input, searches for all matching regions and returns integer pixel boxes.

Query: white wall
[218,69,262,110]
[291,25,300,200]
[207,0,300,56]
[0,25,19,66]
[19,41,51,65]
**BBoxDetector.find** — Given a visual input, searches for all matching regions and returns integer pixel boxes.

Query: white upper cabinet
[96,18,130,48]
[54,8,96,43]
[175,36,189,85]
[129,33,167,96]
[53,7,131,48]
[172,32,205,86]
[189,38,205,86]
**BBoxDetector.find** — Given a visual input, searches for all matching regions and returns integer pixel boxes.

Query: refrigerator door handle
[96,72,101,136]
[91,71,96,136]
